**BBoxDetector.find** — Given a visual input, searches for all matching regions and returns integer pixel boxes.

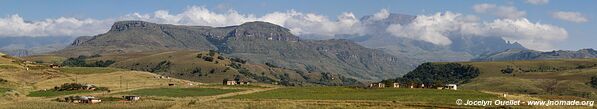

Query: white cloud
[369,9,390,21]
[386,12,567,50]
[0,6,365,39]
[0,6,568,50]
[472,4,526,19]
[525,0,549,5]
[0,15,113,37]
[473,3,496,13]
[551,11,588,23]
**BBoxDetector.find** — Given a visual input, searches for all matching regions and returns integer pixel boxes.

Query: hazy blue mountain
[473,48,597,61]
[0,36,75,56]
[332,13,527,62]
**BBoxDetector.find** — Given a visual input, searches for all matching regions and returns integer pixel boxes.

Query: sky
[0,0,594,50]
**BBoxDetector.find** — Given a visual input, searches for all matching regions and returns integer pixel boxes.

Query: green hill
[37,50,361,86]
[383,58,597,100]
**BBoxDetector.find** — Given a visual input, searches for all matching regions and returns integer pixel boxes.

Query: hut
[444,84,457,90]
[49,64,61,68]
[368,83,385,88]
[392,83,400,88]
[224,80,237,85]
[123,96,141,101]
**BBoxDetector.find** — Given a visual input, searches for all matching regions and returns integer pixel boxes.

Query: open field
[28,90,99,97]
[117,88,241,97]
[227,87,501,105]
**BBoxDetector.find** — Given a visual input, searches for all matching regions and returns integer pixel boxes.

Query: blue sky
[0,0,594,50]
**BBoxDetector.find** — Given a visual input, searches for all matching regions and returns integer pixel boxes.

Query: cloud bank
[386,12,567,50]
[0,6,568,50]
[551,11,589,23]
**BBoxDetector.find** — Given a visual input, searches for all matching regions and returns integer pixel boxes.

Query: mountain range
[56,21,417,81]
[4,13,594,83]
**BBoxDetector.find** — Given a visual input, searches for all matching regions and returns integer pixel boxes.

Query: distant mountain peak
[233,21,299,41]
[110,20,161,32]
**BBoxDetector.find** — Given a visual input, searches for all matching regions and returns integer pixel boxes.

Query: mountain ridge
[56,20,417,81]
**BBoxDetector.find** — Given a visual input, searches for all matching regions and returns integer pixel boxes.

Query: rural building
[49,64,61,68]
[224,80,237,85]
[368,83,385,88]
[444,84,457,90]
[62,96,101,104]
[238,81,250,85]
[123,96,140,101]
[392,83,400,88]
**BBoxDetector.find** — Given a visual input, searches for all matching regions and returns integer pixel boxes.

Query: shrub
[589,76,597,89]
[202,56,214,62]
[62,55,115,67]
[265,62,279,68]
[501,66,514,74]
[230,57,247,64]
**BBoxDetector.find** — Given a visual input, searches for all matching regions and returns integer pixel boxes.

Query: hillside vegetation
[384,58,597,100]
[32,50,361,86]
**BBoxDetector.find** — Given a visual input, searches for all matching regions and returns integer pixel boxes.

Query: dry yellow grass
[33,71,199,91]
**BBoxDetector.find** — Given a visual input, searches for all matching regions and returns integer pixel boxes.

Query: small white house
[368,83,385,88]
[392,83,400,88]
[445,84,457,90]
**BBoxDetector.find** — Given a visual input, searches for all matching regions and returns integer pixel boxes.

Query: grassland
[57,67,127,74]
[117,88,241,97]
[0,87,10,94]
[228,87,501,105]
[27,90,99,97]
[458,58,597,100]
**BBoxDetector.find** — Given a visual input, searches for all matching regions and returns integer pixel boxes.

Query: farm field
[116,88,242,97]
[28,90,99,97]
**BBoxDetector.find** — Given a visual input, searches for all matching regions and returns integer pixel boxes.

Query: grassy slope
[32,71,196,91]
[57,67,127,74]
[458,58,597,99]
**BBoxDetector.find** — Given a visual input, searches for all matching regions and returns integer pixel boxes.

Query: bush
[53,83,109,91]
[202,56,214,62]
[62,55,115,67]
[501,66,514,74]
[589,76,597,89]
[230,57,247,64]
[0,78,8,83]
[265,62,279,68]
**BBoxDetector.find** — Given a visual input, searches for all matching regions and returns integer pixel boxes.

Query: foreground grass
[228,87,501,105]
[118,87,241,97]
[58,67,127,74]
[28,90,100,97]
[0,100,175,109]
[0,87,11,93]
